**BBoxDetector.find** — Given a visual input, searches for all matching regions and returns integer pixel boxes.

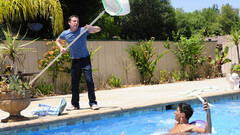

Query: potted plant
[0,75,31,122]
[0,27,37,122]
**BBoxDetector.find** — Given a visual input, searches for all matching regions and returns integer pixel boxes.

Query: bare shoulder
[173,121,179,127]
[171,124,197,134]
[191,125,205,133]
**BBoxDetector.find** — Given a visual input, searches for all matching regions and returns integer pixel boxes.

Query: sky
[170,0,240,13]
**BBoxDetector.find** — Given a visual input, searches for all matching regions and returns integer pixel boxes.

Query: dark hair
[68,15,79,21]
[178,103,193,120]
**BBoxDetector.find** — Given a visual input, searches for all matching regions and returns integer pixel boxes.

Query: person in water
[121,98,212,135]
[170,98,212,134]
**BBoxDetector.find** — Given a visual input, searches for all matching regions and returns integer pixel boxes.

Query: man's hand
[84,24,89,29]
[56,37,67,54]
[202,98,210,111]
[60,48,67,54]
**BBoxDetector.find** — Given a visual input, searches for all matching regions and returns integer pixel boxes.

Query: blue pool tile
[223,96,232,101]
[1,129,17,135]
[213,97,220,102]
[232,95,238,100]
[129,110,140,116]
[209,98,215,104]
[83,117,93,124]
[93,115,102,121]
[66,120,76,126]
[49,122,67,130]
[122,111,131,117]
[156,106,164,111]
[142,108,150,113]
[37,124,49,131]
[149,107,157,112]
[76,119,84,124]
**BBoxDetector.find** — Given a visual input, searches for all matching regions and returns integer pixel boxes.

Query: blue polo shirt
[59,27,89,59]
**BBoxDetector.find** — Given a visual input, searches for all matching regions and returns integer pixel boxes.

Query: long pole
[29,10,106,86]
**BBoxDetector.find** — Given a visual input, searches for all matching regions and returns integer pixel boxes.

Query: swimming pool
[21,98,240,135]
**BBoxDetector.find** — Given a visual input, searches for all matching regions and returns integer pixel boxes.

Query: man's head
[68,15,79,22]
[175,103,193,121]
[68,15,79,31]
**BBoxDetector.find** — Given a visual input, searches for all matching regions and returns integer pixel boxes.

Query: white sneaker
[66,105,79,111]
[91,104,99,110]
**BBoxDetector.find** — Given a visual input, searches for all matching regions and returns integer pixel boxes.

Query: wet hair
[68,15,79,21]
[178,103,194,120]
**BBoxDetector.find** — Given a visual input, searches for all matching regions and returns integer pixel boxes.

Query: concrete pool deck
[0,77,240,133]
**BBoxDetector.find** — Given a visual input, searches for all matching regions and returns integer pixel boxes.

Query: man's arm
[203,98,212,133]
[84,25,101,33]
[56,37,67,53]
[191,98,212,134]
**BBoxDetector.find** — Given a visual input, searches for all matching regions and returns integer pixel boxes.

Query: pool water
[24,99,240,135]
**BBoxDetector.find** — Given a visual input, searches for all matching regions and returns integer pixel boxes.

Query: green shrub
[164,34,206,80]
[201,56,218,78]
[159,70,167,83]
[108,74,122,88]
[126,38,168,84]
[171,70,181,81]
[35,78,53,95]
[184,71,189,81]
[233,64,240,72]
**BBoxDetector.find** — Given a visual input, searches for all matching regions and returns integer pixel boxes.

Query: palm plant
[0,0,64,36]
[127,38,169,84]
[0,27,38,74]
[228,28,240,63]
[108,74,122,88]
[211,46,232,76]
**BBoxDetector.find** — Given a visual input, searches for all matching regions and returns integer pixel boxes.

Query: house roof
[205,35,232,48]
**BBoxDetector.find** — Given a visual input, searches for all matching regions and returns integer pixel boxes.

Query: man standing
[56,15,101,110]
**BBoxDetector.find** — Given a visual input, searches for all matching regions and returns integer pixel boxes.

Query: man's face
[174,107,183,122]
[68,17,79,30]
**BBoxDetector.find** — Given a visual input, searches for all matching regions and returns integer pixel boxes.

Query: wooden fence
[3,40,229,92]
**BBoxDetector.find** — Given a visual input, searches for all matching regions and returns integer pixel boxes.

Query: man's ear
[181,112,186,118]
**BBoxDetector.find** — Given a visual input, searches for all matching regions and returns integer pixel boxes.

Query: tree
[88,14,122,39]
[60,0,102,29]
[229,28,240,63]
[219,4,240,35]
[174,8,192,38]
[201,5,220,26]
[188,10,205,35]
[200,5,222,36]
[120,0,176,40]
[0,0,64,37]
